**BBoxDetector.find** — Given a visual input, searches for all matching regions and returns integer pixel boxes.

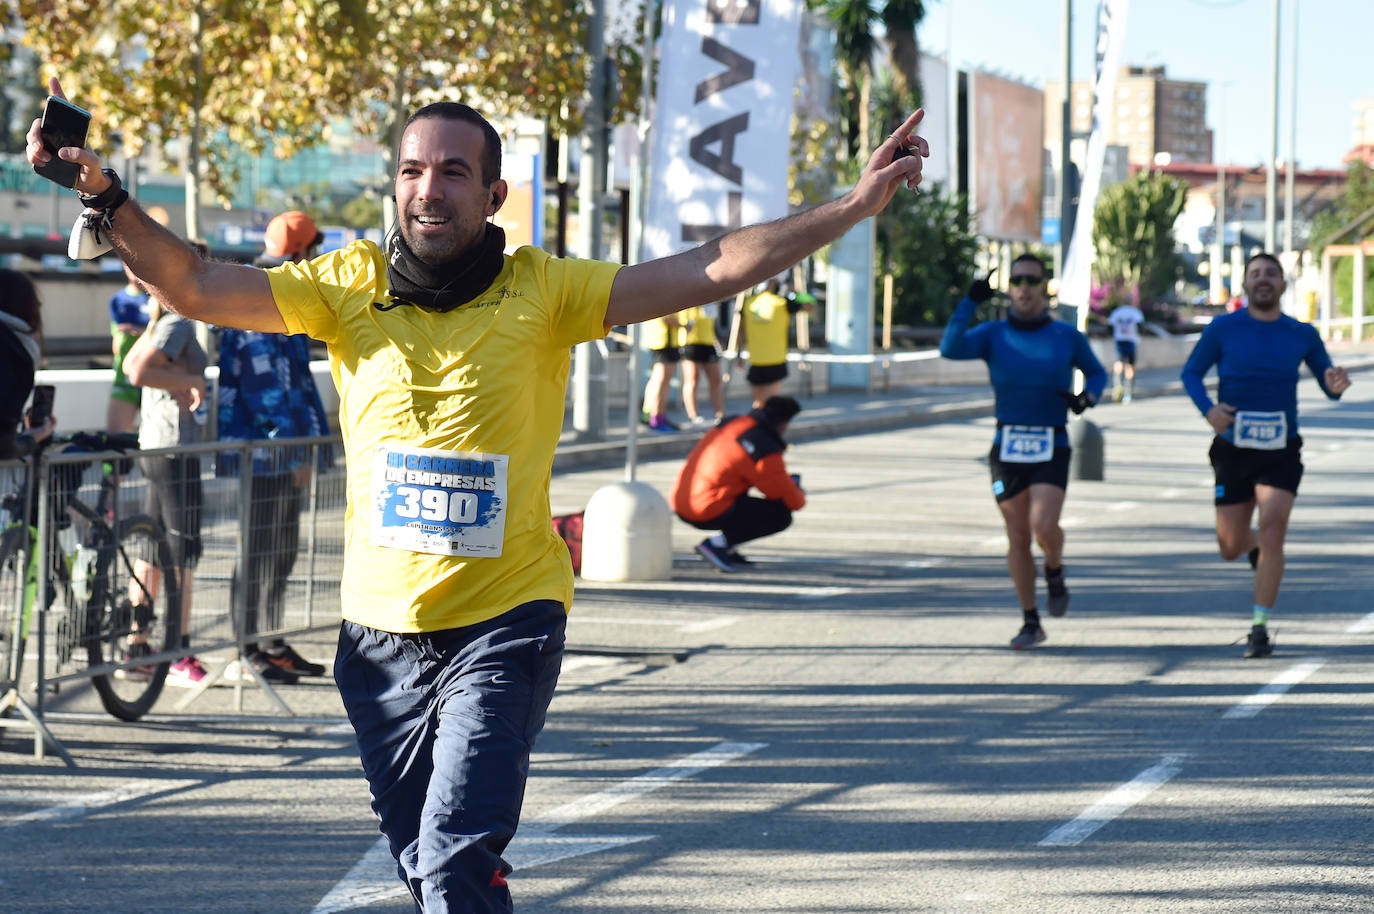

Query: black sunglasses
[1008,275,1045,287]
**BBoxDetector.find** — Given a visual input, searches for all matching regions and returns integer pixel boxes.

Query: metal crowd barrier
[1,433,344,762]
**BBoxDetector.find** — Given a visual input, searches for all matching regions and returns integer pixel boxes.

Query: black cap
[761,396,802,426]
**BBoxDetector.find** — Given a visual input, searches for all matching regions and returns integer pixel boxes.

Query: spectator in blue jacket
[217,212,332,683]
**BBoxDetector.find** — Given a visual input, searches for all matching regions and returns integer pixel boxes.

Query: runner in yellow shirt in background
[680,302,726,425]
[741,278,801,407]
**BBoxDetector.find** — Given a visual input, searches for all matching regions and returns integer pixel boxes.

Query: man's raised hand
[25,76,112,197]
[851,109,929,215]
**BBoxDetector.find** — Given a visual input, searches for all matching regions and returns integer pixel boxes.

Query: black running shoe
[724,548,752,566]
[1243,625,1273,658]
[1045,567,1069,617]
[1010,623,1047,650]
[265,644,327,677]
[1248,547,1259,570]
[245,649,300,684]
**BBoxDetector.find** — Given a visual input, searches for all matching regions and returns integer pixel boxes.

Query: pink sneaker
[167,655,208,687]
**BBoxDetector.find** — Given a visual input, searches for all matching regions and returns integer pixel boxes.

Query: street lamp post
[1264,0,1279,252]
[1058,0,1073,280]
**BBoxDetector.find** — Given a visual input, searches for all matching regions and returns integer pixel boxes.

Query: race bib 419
[1233,410,1287,450]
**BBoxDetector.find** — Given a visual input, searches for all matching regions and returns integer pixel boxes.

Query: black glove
[967,276,994,304]
[1058,391,1096,415]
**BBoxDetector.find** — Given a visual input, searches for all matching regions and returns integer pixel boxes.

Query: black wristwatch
[78,168,129,214]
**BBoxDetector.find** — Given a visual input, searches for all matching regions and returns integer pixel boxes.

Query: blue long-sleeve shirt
[940,298,1107,448]
[1180,309,1339,444]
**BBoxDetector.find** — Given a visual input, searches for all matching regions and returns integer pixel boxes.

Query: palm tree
[817,0,927,164]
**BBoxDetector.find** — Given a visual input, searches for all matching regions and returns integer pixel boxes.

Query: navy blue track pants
[335,600,566,913]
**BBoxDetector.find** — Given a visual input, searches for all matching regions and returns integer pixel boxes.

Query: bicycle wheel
[87,514,182,721]
[0,524,36,689]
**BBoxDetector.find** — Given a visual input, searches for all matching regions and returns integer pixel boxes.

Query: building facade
[1045,65,1213,167]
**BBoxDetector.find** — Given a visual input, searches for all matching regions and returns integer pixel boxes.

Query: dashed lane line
[0,779,181,828]
[310,740,768,914]
[1039,658,1326,846]
[1222,659,1325,720]
[1345,611,1374,634]
[1037,755,1187,847]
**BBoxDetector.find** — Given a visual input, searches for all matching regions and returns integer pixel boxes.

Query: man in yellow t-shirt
[32,77,931,912]
[741,278,801,407]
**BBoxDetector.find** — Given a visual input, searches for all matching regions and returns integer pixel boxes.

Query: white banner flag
[640,0,802,262]
[1060,0,1131,320]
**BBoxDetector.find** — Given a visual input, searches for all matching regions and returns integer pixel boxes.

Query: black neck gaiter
[1008,311,1053,331]
[382,222,507,312]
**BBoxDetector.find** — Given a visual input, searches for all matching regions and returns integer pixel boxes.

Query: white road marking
[0,779,179,827]
[797,587,852,600]
[577,580,855,597]
[310,741,767,914]
[1159,488,1182,499]
[1107,501,1140,511]
[570,614,739,634]
[522,740,767,829]
[1345,611,1374,634]
[559,655,625,673]
[1037,755,1187,847]
[1041,659,1325,847]
[1222,660,1325,720]
[679,616,741,633]
[903,558,948,569]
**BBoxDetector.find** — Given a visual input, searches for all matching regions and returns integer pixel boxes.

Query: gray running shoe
[695,540,739,573]
[1045,567,1069,617]
[1010,623,1047,650]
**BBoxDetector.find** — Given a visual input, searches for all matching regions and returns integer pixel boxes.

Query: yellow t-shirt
[681,305,718,347]
[642,314,684,351]
[268,240,619,633]
[743,291,790,366]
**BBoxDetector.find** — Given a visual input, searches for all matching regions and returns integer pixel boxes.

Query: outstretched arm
[605,110,930,327]
[26,77,284,333]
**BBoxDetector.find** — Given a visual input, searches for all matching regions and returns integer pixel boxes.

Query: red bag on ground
[551,511,584,575]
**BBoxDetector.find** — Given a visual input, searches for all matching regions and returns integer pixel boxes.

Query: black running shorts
[682,343,719,364]
[988,445,1071,503]
[747,362,787,385]
[1209,435,1303,505]
[651,346,681,364]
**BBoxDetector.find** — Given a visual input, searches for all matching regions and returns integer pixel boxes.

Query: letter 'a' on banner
[1059,0,1131,330]
[641,0,803,262]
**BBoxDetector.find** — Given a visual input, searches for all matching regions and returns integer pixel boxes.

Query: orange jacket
[671,412,806,522]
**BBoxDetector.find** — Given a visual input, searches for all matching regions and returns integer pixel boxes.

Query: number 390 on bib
[371,445,510,557]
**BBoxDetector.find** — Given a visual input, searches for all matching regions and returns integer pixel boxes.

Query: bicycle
[1,432,183,721]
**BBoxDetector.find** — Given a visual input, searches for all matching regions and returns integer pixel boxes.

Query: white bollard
[578,481,674,582]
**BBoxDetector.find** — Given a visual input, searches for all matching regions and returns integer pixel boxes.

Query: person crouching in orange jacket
[671,396,806,572]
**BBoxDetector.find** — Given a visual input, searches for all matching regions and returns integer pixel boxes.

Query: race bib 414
[999,426,1054,463]
[371,445,509,557]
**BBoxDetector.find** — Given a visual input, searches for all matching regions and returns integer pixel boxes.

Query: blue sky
[920,0,1371,170]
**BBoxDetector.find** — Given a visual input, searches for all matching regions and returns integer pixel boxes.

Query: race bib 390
[371,445,509,557]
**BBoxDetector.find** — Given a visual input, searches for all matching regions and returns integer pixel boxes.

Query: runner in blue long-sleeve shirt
[941,253,1107,649]
[1180,252,1350,658]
